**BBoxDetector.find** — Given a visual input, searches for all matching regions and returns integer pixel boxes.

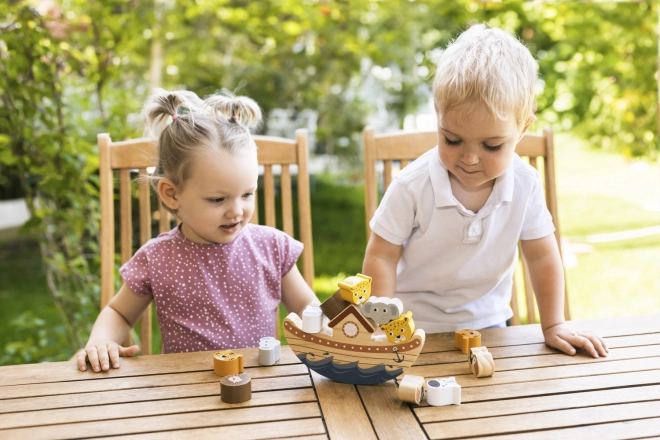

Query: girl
[78,90,320,372]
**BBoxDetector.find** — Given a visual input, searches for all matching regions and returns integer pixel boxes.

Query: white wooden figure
[258,337,281,366]
[426,377,461,406]
[302,305,323,333]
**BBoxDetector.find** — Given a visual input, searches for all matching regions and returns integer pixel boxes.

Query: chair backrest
[362,126,569,325]
[98,129,315,354]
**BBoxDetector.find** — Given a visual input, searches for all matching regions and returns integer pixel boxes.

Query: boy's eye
[207,197,225,203]
[242,192,255,199]
[443,136,462,146]
[483,143,503,152]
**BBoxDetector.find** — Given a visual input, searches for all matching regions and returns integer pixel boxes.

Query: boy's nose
[461,152,479,165]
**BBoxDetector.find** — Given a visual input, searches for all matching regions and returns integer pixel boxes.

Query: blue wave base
[297,353,403,385]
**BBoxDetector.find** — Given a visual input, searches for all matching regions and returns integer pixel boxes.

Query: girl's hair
[142,89,262,214]
[432,23,538,127]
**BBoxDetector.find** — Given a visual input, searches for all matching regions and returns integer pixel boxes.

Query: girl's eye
[207,198,224,203]
[443,136,462,146]
[483,143,503,152]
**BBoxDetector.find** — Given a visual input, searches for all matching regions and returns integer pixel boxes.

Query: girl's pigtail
[142,88,204,138]
[204,92,262,131]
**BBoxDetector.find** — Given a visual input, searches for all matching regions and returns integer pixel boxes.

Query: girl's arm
[362,232,403,298]
[77,283,152,372]
[521,234,608,358]
[281,264,320,317]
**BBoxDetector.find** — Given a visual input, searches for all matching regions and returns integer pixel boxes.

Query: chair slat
[251,190,260,224]
[510,279,521,326]
[400,159,410,169]
[529,156,537,169]
[159,205,170,234]
[138,169,152,355]
[383,160,393,192]
[520,243,536,324]
[281,165,294,237]
[119,170,132,266]
[264,165,276,228]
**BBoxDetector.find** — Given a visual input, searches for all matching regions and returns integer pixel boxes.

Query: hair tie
[172,114,180,120]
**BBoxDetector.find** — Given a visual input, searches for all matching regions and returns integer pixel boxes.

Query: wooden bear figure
[213,350,244,376]
[469,346,495,378]
[454,329,481,354]
[426,377,461,406]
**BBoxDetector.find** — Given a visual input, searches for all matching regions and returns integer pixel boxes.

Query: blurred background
[0,0,658,365]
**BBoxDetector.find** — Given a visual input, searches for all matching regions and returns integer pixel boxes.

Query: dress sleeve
[520,173,556,241]
[276,231,304,277]
[118,246,154,296]
[369,178,416,245]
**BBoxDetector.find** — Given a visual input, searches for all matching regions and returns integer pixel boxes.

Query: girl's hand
[543,323,608,358]
[77,341,139,372]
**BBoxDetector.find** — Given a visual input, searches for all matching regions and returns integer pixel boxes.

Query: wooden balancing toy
[283,273,426,385]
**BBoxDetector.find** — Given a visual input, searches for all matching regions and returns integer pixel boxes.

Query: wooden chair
[99,129,315,354]
[363,126,569,325]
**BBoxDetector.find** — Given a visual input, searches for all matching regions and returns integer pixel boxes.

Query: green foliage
[0,311,70,364]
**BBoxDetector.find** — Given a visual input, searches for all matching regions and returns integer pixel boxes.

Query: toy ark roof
[328,304,375,333]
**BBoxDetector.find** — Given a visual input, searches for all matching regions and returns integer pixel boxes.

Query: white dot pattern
[119,224,302,353]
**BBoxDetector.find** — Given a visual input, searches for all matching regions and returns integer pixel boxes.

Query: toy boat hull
[283,313,426,385]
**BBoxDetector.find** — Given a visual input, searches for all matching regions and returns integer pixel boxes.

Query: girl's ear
[158,178,180,211]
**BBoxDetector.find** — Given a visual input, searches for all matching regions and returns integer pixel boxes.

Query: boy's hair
[142,89,262,214]
[433,23,538,127]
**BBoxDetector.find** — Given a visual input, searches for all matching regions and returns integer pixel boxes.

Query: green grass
[2,134,659,363]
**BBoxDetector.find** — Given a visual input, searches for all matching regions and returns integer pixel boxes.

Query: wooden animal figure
[220,373,252,403]
[469,346,495,378]
[320,289,351,320]
[302,305,323,333]
[397,374,426,405]
[381,311,415,344]
[362,297,403,325]
[454,329,481,354]
[426,377,461,406]
[338,273,372,305]
[213,350,244,376]
[258,337,281,366]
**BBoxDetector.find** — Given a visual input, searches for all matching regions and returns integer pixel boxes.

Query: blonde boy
[362,24,607,358]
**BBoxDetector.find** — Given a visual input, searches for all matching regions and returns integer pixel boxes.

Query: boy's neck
[448,172,495,213]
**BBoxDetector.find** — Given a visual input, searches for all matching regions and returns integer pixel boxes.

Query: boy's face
[437,104,527,190]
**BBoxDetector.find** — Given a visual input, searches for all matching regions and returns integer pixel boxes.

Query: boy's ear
[518,113,537,142]
[158,178,180,211]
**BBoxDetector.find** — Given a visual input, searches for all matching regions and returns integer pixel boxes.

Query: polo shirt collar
[428,149,515,209]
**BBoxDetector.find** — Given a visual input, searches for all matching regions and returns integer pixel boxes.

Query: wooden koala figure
[380,311,415,344]
[362,297,403,325]
[338,273,372,305]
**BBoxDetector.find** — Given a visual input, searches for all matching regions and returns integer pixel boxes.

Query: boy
[362,24,607,358]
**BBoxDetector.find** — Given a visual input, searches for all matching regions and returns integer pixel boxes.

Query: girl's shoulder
[242,223,296,244]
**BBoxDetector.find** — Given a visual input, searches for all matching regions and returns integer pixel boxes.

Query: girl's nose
[225,201,242,219]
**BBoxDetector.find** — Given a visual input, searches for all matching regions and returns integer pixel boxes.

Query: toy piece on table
[469,346,495,378]
[362,297,403,325]
[320,289,351,320]
[258,337,281,366]
[397,374,425,405]
[302,305,323,333]
[381,311,415,344]
[213,350,244,376]
[455,329,481,354]
[220,373,252,403]
[338,273,372,305]
[426,377,461,406]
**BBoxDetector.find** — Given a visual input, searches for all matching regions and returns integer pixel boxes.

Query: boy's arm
[521,234,608,358]
[281,264,321,317]
[362,232,403,298]
[77,283,152,372]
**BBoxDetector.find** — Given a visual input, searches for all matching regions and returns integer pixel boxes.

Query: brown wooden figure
[320,289,351,320]
[220,373,252,403]
[469,346,495,378]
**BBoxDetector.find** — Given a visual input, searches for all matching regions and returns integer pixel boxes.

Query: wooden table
[1,313,659,439]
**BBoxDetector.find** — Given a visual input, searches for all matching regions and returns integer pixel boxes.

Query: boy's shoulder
[393,147,437,185]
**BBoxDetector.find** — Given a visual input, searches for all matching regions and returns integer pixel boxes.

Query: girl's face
[437,103,527,190]
[173,148,258,245]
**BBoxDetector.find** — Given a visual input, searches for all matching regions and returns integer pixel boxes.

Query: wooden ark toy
[284,273,426,385]
[455,329,481,354]
[426,377,461,406]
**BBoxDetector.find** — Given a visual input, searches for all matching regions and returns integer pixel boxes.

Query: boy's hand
[77,341,140,372]
[543,323,608,358]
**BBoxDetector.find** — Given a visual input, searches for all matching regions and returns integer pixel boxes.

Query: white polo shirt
[370,147,555,332]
